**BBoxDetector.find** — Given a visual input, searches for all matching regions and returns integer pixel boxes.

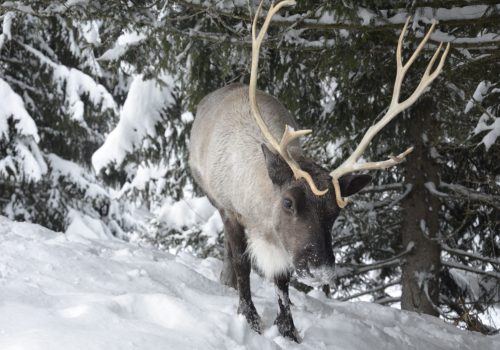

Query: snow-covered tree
[0,6,134,236]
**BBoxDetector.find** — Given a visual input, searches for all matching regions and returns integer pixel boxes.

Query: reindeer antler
[249,5,449,205]
[330,17,450,208]
[249,0,328,196]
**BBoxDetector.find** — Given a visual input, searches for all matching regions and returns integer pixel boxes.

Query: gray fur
[190,83,301,254]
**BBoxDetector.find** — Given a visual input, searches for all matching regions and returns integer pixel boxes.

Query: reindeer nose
[295,243,335,273]
[306,242,335,269]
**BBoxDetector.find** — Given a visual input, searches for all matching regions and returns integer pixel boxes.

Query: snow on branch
[0,78,47,181]
[20,42,117,121]
[442,261,500,280]
[164,19,499,52]
[465,81,491,114]
[426,181,500,209]
[0,0,90,17]
[47,153,109,200]
[92,74,176,173]
[424,181,449,198]
[161,1,500,52]
[443,245,500,267]
[98,31,147,62]
[0,12,14,51]
[439,182,500,209]
[0,78,39,142]
[355,184,412,211]
[176,0,499,27]
[474,113,500,151]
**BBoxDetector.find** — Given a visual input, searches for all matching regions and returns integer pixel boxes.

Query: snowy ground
[0,216,498,350]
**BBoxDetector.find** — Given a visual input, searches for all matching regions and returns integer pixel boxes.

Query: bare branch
[359,183,405,194]
[335,245,413,278]
[443,261,500,280]
[340,279,401,301]
[443,246,500,267]
[438,182,500,209]
[375,296,401,305]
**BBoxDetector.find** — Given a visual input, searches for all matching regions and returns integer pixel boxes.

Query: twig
[340,279,401,301]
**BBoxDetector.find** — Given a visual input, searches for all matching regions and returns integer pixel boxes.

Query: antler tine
[330,17,449,208]
[249,0,328,196]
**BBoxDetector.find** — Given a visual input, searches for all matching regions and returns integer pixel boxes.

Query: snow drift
[0,216,498,350]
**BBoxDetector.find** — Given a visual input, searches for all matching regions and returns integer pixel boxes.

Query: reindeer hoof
[274,312,300,343]
[238,301,262,333]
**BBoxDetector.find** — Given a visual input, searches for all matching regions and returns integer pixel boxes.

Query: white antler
[330,17,450,208]
[249,0,328,196]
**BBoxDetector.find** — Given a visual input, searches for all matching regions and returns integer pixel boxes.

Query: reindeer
[189,0,449,342]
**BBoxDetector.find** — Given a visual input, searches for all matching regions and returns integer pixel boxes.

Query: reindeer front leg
[274,273,300,342]
[220,234,237,289]
[222,211,262,333]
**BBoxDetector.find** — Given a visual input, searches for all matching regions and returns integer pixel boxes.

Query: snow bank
[0,216,498,350]
[65,210,115,241]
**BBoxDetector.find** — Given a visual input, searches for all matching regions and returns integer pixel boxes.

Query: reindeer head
[262,144,371,283]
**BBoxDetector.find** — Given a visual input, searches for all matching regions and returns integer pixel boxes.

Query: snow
[425,181,448,197]
[81,21,101,46]
[158,196,220,232]
[53,66,116,121]
[0,216,498,350]
[0,78,47,181]
[98,31,147,62]
[357,8,376,25]
[0,78,40,142]
[386,4,500,24]
[92,74,175,173]
[47,153,109,199]
[0,11,14,51]
[474,114,500,150]
[432,31,500,45]
[66,210,114,241]
[13,139,47,181]
[21,43,117,121]
[120,163,166,193]
[465,81,490,113]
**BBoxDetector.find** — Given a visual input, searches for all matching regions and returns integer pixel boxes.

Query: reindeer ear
[338,174,372,197]
[261,144,293,186]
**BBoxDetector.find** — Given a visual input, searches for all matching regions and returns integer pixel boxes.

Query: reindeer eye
[283,198,293,211]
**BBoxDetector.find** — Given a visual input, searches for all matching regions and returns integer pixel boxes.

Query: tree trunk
[401,97,441,316]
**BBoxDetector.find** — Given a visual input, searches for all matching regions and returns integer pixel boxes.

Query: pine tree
[0,4,133,236]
